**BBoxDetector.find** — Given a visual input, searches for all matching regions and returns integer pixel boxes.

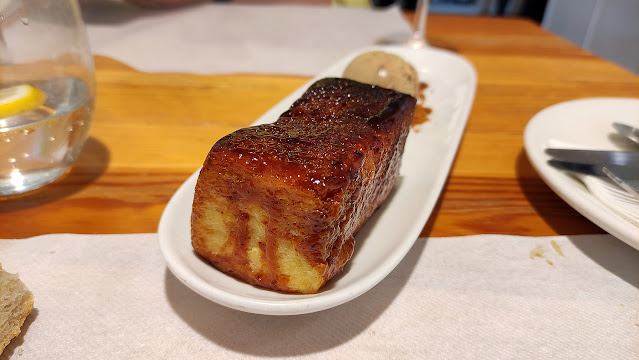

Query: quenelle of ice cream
[343,51,419,98]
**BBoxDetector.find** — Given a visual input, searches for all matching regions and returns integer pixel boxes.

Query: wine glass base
[407,37,428,49]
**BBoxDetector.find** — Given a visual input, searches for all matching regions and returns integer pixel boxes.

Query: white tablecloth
[1,233,637,359]
[82,2,413,75]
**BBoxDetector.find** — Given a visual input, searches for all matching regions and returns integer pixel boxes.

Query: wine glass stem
[409,0,429,48]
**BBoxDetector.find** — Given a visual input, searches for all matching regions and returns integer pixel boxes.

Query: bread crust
[0,265,34,355]
[192,78,415,293]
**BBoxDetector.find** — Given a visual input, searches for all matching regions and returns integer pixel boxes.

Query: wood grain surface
[1,14,638,238]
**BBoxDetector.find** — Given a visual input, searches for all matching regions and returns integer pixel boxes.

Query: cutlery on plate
[548,160,639,199]
[602,166,639,199]
[545,148,639,167]
[612,122,639,146]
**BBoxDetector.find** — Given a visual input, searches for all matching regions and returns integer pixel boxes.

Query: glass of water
[0,0,95,196]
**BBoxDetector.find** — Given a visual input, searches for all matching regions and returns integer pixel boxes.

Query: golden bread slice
[192,78,415,293]
[0,264,34,355]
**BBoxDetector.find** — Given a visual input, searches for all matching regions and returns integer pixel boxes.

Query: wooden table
[1,14,638,238]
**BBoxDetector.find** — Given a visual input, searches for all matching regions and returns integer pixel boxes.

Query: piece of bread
[191,78,416,293]
[0,264,34,354]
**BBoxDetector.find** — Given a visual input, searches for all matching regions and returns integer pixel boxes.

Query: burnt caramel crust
[192,78,416,293]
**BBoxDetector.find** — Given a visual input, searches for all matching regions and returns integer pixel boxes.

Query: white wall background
[542,0,639,74]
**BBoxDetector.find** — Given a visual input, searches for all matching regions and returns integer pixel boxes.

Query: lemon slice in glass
[0,84,47,119]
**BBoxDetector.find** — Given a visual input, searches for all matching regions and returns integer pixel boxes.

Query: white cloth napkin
[1,233,637,359]
[82,2,412,75]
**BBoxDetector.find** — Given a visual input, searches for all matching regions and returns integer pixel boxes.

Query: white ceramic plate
[158,45,477,315]
[524,97,639,251]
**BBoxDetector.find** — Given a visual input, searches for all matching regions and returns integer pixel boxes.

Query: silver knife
[545,148,639,167]
[548,160,639,198]
[548,160,639,178]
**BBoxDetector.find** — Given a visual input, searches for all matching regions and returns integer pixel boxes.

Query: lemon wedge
[0,84,47,119]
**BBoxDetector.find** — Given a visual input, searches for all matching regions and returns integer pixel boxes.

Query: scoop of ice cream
[343,51,419,98]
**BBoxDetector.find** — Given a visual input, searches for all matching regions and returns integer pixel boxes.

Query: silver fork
[613,122,639,146]
[602,165,639,200]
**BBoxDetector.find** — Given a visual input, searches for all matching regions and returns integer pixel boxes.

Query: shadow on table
[0,309,39,360]
[514,149,604,235]
[567,234,639,290]
[0,137,109,213]
[165,238,428,357]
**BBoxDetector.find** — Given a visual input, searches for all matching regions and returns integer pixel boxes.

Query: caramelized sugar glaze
[191,78,416,293]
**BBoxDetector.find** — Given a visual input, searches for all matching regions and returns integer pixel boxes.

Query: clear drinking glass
[0,0,95,196]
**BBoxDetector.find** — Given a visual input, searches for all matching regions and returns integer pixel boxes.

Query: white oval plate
[158,45,477,315]
[524,97,639,251]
